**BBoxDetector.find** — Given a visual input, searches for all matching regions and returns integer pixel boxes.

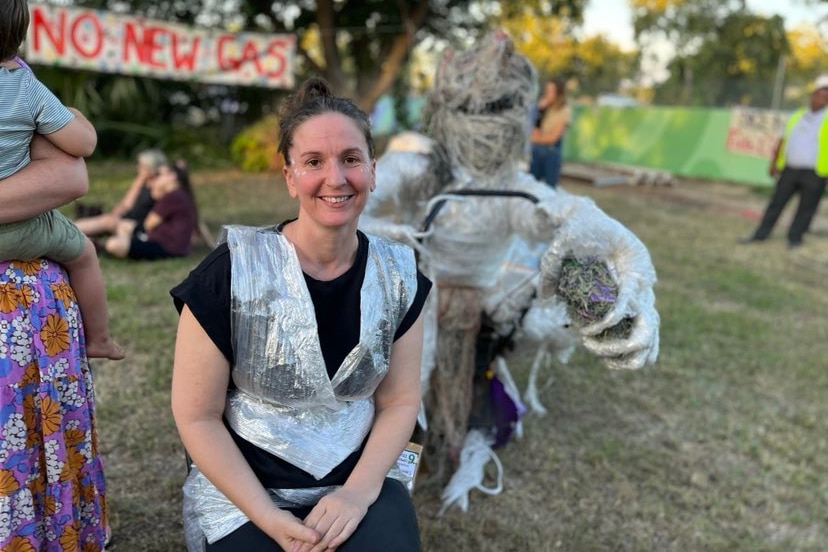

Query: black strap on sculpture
[418,189,540,237]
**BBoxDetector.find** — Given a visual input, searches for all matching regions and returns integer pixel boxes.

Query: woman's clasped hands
[294,487,372,552]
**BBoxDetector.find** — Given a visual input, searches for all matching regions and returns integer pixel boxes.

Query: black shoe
[787,241,802,250]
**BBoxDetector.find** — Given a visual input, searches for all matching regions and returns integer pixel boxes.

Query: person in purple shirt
[103,163,198,260]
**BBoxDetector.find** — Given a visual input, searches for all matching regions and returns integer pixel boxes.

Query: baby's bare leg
[63,239,125,360]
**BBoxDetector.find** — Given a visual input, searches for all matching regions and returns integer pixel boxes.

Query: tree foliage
[245,0,589,109]
[72,0,587,110]
[575,37,640,97]
[630,0,802,107]
[785,24,828,100]
[631,0,748,55]
[651,13,788,107]
[501,11,638,99]
[498,13,576,78]
[40,0,823,157]
[40,0,590,159]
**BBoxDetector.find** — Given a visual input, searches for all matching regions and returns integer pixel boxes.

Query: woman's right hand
[261,508,322,552]
[137,163,155,181]
[112,162,155,216]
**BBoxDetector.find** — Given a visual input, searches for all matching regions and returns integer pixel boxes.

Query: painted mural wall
[563,105,790,188]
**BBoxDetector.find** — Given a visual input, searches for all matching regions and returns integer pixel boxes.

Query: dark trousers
[207,478,420,552]
[752,167,826,245]
[530,141,563,188]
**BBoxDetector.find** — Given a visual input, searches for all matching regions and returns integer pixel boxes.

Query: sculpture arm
[510,175,659,369]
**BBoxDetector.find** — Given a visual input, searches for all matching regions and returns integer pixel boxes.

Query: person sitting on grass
[0,0,123,360]
[75,148,168,236]
[102,163,199,261]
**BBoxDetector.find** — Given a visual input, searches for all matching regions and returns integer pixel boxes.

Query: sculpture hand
[538,197,659,369]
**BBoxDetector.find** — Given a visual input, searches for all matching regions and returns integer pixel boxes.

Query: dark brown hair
[277,77,374,165]
[547,77,568,109]
[167,163,199,221]
[0,0,29,62]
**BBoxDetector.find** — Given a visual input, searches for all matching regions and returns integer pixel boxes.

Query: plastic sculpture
[359,30,660,512]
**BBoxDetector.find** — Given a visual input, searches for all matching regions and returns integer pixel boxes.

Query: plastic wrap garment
[223,225,417,476]
[182,226,418,549]
[183,466,340,549]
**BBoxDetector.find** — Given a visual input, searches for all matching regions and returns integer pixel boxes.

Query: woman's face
[283,112,375,231]
[150,165,178,199]
[544,82,558,102]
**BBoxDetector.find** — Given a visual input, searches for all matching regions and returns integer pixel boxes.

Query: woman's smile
[284,112,376,229]
[319,194,354,204]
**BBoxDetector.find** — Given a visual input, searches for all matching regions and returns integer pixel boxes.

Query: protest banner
[25,3,295,89]
[725,107,789,159]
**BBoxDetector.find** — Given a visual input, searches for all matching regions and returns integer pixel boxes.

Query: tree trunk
[422,286,482,484]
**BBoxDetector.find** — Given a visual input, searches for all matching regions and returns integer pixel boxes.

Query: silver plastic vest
[183,225,418,549]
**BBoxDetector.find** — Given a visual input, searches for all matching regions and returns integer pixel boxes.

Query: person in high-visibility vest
[742,75,828,249]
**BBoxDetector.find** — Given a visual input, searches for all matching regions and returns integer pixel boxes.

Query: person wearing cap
[742,75,828,248]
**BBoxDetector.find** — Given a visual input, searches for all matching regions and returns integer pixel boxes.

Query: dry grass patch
[84,165,828,551]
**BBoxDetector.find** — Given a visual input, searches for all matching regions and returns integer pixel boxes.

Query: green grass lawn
[84,163,828,551]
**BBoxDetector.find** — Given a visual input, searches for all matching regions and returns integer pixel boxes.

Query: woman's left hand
[295,487,372,551]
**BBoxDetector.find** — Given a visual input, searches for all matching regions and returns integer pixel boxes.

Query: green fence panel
[564,105,777,188]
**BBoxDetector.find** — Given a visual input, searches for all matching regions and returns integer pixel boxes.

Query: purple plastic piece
[489,374,527,448]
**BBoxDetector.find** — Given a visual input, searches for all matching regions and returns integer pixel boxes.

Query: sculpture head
[422,30,537,181]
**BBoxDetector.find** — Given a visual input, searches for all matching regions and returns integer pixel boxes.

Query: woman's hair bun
[286,77,333,112]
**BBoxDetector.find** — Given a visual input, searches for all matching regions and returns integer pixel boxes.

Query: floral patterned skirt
[0,259,108,551]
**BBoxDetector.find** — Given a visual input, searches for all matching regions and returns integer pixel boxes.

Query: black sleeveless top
[170,230,432,489]
[122,183,154,223]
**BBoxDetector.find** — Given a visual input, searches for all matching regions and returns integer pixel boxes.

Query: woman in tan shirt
[530,78,571,188]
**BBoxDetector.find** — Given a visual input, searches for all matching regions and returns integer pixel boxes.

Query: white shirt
[785,107,827,169]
